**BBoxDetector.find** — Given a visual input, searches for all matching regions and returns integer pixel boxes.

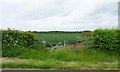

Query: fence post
[42,40,46,46]
[64,41,66,47]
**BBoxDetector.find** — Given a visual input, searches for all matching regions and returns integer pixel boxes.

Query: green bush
[2,29,33,48]
[92,29,119,53]
[2,29,34,57]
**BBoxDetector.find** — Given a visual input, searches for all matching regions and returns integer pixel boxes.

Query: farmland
[33,32,88,42]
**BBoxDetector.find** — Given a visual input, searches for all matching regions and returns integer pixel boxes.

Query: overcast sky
[0,0,119,31]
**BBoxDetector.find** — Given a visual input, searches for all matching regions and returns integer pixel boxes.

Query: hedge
[2,29,34,48]
[92,29,119,53]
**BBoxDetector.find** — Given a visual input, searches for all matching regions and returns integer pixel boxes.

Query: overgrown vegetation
[92,29,119,54]
[2,43,118,62]
[1,28,119,69]
[2,29,33,47]
[2,29,33,57]
[1,47,118,70]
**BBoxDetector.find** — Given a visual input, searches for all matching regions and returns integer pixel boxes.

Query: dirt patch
[97,61,118,65]
[1,57,29,63]
[66,41,86,49]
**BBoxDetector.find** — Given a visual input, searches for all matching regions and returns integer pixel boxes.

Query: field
[33,33,88,43]
[1,31,119,70]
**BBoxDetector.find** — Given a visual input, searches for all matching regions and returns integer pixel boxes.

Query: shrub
[2,29,33,48]
[92,29,119,53]
[2,29,34,57]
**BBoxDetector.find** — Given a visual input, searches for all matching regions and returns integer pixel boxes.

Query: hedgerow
[2,29,33,48]
[92,29,119,53]
[2,29,34,57]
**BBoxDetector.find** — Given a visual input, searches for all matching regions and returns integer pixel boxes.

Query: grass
[2,46,118,69]
[2,58,118,70]
[17,46,118,62]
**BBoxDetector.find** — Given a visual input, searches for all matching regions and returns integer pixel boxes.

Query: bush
[2,29,33,48]
[2,29,34,57]
[92,29,119,53]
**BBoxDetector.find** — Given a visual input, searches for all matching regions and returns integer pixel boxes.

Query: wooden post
[42,40,46,46]
[64,41,66,47]
[58,42,61,46]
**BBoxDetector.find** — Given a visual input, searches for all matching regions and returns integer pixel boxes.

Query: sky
[0,0,119,31]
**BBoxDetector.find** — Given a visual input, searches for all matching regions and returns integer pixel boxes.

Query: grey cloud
[1,0,118,31]
[90,2,118,16]
[2,2,75,20]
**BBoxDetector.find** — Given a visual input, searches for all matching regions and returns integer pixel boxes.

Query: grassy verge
[17,47,118,62]
[2,47,118,70]
[2,58,118,70]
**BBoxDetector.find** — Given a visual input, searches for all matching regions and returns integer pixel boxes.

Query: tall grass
[14,44,118,62]
[50,48,117,62]
[19,44,51,60]
[2,43,118,69]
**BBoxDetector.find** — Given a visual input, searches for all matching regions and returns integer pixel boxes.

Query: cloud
[1,0,118,31]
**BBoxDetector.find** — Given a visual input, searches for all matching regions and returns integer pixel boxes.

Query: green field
[33,33,87,43]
